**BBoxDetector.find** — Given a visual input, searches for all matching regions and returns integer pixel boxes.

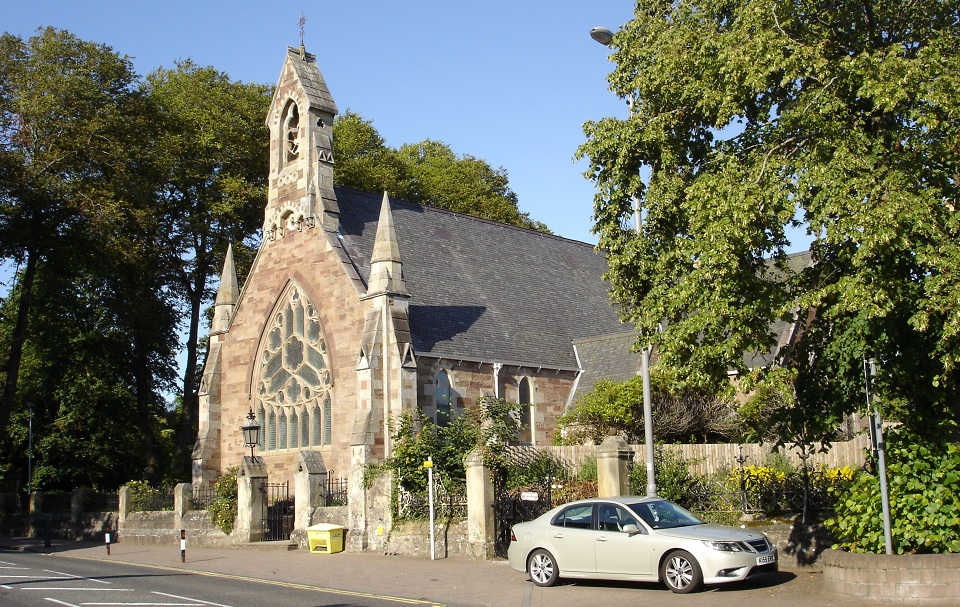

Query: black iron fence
[395,472,467,521]
[323,475,348,507]
[190,485,218,510]
[129,485,175,512]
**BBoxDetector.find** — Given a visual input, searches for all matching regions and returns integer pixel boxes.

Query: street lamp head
[241,407,261,459]
[590,26,614,47]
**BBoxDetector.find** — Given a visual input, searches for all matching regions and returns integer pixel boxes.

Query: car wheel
[661,550,703,594]
[528,549,560,587]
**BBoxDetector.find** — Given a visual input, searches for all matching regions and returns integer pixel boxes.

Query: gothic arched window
[436,370,452,427]
[518,377,534,444]
[257,285,334,453]
[281,100,300,166]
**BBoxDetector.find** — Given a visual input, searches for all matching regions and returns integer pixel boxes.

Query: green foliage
[629,446,704,505]
[124,481,171,512]
[334,112,549,232]
[826,432,960,554]
[376,397,524,494]
[577,0,960,440]
[144,60,272,476]
[557,372,738,444]
[208,467,238,535]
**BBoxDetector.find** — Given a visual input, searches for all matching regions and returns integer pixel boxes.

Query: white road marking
[23,587,135,591]
[153,591,234,607]
[44,599,81,607]
[45,569,112,584]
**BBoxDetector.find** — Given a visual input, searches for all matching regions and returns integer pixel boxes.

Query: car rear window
[552,504,593,529]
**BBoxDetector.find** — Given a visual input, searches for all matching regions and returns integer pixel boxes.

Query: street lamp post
[592,25,657,496]
[27,402,33,496]
[241,408,261,461]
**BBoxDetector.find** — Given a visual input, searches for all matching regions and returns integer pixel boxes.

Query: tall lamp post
[241,408,261,461]
[591,25,657,497]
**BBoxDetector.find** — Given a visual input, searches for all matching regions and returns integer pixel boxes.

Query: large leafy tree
[577,0,960,441]
[0,28,178,487]
[334,111,550,232]
[0,28,151,453]
[144,62,271,476]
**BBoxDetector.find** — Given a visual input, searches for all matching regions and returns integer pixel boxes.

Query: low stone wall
[117,511,231,547]
[822,549,960,605]
[383,520,471,559]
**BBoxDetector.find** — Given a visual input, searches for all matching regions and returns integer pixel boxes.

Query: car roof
[560,496,665,506]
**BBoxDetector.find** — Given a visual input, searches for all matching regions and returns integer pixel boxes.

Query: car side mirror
[622,524,640,534]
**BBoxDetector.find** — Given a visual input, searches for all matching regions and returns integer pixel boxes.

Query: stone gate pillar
[465,450,495,559]
[294,451,327,531]
[236,456,268,542]
[597,435,635,497]
[346,444,370,551]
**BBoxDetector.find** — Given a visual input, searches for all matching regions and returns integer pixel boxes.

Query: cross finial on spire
[299,13,307,46]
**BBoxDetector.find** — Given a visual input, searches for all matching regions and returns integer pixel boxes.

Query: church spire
[212,244,239,334]
[365,192,409,298]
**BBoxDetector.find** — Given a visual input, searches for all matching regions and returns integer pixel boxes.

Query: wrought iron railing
[395,472,467,520]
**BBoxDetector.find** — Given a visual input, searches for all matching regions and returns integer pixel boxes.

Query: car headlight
[702,540,748,552]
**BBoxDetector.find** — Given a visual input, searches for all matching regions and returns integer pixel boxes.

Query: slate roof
[283,47,338,115]
[334,186,628,370]
[572,331,643,399]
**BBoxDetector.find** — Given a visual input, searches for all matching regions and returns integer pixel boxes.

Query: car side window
[552,504,594,529]
[598,504,638,533]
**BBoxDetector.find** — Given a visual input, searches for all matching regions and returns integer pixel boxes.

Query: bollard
[105,528,111,555]
[43,517,51,549]
[180,529,186,563]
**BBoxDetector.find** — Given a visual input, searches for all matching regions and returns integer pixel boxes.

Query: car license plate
[757,554,775,565]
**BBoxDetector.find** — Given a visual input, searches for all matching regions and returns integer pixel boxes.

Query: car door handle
[597,536,609,542]
[553,533,564,539]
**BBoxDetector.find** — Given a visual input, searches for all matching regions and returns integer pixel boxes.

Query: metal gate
[260,481,293,542]
[492,448,573,557]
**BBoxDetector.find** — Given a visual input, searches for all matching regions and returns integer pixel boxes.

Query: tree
[334,112,550,232]
[0,28,150,459]
[332,110,407,197]
[577,0,960,440]
[557,372,738,445]
[143,61,271,476]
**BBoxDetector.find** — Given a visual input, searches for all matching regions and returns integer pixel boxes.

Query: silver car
[507,496,778,593]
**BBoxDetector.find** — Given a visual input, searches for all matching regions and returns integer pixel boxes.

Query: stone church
[190,45,646,489]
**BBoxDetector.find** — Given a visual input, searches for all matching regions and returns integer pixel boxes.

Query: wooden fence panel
[542,435,870,477]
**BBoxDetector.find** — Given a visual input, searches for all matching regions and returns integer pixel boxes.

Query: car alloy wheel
[662,550,703,594]
[528,549,560,587]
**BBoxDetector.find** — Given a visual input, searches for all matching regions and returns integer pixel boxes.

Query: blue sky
[5,0,638,245]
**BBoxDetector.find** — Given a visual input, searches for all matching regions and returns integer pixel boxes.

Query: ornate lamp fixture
[241,408,261,460]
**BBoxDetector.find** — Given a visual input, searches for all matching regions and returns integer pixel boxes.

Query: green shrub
[208,467,238,535]
[826,432,960,554]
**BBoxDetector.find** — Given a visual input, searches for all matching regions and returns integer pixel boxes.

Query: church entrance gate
[261,481,293,542]
[492,448,574,557]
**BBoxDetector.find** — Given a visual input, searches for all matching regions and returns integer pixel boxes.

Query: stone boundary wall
[821,549,960,605]
[383,520,471,559]
[114,511,232,547]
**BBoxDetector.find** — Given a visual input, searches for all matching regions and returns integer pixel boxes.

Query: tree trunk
[175,257,208,477]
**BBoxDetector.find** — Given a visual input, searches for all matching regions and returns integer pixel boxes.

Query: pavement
[0,535,876,607]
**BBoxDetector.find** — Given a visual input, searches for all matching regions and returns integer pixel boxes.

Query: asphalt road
[1,538,876,607]
[1,551,433,607]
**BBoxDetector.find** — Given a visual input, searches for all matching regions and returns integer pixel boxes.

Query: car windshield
[628,500,703,530]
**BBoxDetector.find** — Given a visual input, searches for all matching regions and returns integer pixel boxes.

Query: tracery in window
[282,100,300,165]
[256,285,334,452]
